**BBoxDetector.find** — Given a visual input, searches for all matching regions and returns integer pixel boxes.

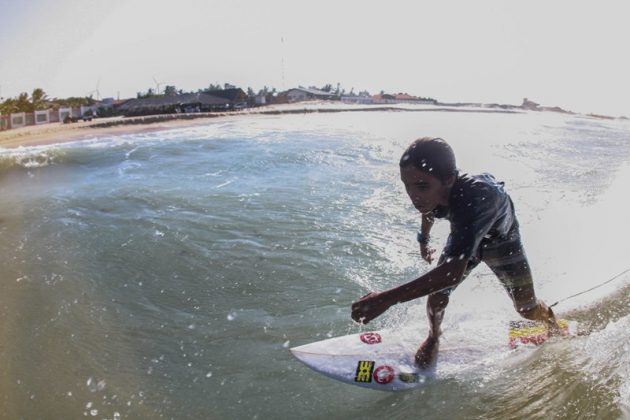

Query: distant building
[254,94,267,105]
[340,95,374,104]
[117,93,232,116]
[97,98,116,109]
[285,87,336,103]
[204,88,248,109]
[10,112,26,129]
[370,93,436,105]
[371,93,397,104]
[394,93,417,102]
[521,98,540,110]
[58,107,73,122]
[34,110,50,125]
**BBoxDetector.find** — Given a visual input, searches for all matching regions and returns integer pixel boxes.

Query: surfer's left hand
[351,292,391,324]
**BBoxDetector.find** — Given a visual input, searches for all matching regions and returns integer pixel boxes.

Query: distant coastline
[0,101,625,150]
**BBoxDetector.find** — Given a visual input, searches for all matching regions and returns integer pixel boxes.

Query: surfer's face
[400,165,453,214]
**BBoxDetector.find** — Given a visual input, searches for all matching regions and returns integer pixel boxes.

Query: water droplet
[283,340,290,348]
[227,313,236,321]
[206,372,213,378]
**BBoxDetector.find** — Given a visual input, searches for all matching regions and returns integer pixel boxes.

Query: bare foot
[544,307,563,337]
[415,336,439,369]
[545,319,563,337]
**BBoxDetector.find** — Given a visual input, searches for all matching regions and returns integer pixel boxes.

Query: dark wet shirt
[431,173,516,259]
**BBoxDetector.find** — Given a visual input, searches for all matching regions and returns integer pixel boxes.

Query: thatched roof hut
[204,88,248,107]
[118,93,232,116]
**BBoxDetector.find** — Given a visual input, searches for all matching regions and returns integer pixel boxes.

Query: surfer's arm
[351,257,468,324]
[419,213,435,263]
[384,257,468,304]
[420,213,434,238]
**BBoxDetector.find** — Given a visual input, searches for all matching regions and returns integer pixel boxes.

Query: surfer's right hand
[351,292,391,324]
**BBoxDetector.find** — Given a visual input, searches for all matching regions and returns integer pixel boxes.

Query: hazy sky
[1,0,629,116]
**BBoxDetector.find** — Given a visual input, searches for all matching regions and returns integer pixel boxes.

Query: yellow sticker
[355,360,375,383]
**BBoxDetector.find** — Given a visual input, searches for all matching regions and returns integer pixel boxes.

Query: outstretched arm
[351,257,468,324]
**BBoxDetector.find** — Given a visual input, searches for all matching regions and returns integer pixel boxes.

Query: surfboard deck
[508,318,578,348]
[290,329,483,391]
[291,319,579,392]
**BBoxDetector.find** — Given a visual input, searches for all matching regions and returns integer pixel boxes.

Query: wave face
[0,112,629,419]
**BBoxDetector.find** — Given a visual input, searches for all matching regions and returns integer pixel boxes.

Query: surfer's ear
[442,174,456,188]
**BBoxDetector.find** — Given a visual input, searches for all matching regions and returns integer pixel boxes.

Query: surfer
[351,137,561,368]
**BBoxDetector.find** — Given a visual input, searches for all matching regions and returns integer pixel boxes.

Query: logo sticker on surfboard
[359,332,382,345]
[355,360,375,382]
[373,365,395,384]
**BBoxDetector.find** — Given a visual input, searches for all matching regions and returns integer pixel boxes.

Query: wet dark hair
[399,137,458,182]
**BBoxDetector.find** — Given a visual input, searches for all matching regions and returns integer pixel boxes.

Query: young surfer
[351,137,561,368]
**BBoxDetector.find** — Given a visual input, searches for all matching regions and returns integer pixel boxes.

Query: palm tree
[0,97,18,115]
[163,85,178,96]
[16,92,31,112]
[31,88,48,110]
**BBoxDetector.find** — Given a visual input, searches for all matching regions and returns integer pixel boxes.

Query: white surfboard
[291,320,579,391]
[290,329,483,392]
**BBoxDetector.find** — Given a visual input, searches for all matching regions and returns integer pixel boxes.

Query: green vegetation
[0,88,95,115]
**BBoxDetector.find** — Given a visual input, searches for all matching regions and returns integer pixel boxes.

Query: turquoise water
[1,110,629,419]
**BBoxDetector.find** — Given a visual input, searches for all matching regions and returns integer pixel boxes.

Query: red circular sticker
[373,365,395,384]
[359,332,382,345]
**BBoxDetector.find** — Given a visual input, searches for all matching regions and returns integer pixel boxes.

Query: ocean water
[0,109,628,419]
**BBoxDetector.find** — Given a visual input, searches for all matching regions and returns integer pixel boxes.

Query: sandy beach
[0,102,525,150]
[0,113,238,149]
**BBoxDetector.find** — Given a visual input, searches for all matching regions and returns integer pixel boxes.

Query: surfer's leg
[416,256,479,368]
[415,291,448,368]
[484,234,561,334]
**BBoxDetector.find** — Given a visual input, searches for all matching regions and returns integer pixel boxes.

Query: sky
[1,0,629,116]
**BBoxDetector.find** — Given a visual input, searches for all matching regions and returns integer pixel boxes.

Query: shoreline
[0,101,605,150]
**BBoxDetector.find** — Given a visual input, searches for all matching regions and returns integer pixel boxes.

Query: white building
[59,107,73,122]
[10,112,26,128]
[340,96,374,104]
[35,109,50,125]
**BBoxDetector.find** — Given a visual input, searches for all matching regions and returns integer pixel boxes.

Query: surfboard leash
[549,267,630,308]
